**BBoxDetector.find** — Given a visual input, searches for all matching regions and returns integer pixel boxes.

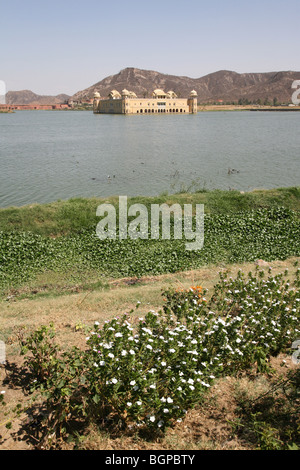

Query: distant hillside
[71,67,300,103]
[6,90,70,105]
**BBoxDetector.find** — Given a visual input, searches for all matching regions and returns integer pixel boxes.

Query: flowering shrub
[85,309,221,430]
[19,267,299,440]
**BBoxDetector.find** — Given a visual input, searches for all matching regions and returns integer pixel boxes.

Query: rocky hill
[71,67,300,103]
[6,90,70,105]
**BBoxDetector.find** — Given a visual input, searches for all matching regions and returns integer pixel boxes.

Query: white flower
[142,327,152,335]
[129,349,135,355]
[149,416,155,422]
[161,361,167,366]
[115,332,123,337]
[157,420,164,428]
[108,353,114,359]
[121,350,127,356]
[0,391,5,394]
[136,401,142,406]
[94,321,100,326]
[127,402,132,407]
[130,380,136,386]
[167,397,173,403]
[111,378,118,384]
[99,361,105,366]
[146,344,153,350]
[201,381,210,387]
[169,349,175,353]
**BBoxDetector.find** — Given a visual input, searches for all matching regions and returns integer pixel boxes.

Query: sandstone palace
[93,88,198,114]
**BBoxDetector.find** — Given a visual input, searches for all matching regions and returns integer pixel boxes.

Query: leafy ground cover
[0,205,299,294]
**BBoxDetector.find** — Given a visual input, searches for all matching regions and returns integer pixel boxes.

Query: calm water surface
[0,110,299,208]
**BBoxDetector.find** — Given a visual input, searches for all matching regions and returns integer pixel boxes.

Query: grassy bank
[1,187,300,236]
[0,187,300,297]
[0,187,299,450]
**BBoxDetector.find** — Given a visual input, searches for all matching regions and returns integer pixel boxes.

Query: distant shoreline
[198,104,300,112]
[1,104,299,113]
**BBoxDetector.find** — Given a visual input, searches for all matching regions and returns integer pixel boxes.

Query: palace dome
[109,89,121,99]
[153,88,165,95]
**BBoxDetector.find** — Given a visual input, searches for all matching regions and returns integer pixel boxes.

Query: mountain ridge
[72,67,300,104]
[6,90,70,105]
[6,68,300,104]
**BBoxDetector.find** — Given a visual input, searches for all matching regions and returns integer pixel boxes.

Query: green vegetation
[1,187,300,236]
[17,266,300,448]
[0,187,299,449]
[0,188,300,295]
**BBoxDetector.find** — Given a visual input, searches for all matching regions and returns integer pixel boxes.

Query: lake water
[0,110,299,208]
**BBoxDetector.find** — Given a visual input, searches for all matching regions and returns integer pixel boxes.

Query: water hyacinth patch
[1,206,300,292]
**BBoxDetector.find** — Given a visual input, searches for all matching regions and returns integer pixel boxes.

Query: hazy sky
[1,0,299,95]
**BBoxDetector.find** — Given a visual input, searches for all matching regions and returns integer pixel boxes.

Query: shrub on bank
[19,267,300,443]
